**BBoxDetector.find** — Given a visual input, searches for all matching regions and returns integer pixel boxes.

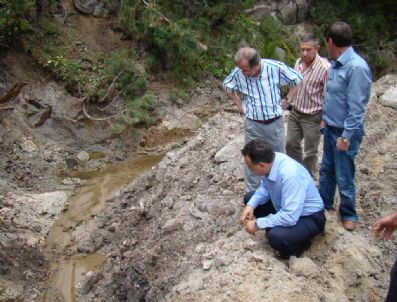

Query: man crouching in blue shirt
[240,139,326,259]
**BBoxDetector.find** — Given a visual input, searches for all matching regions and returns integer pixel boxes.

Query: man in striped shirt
[223,47,303,192]
[282,34,330,179]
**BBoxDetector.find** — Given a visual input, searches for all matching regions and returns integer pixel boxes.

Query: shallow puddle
[43,154,164,302]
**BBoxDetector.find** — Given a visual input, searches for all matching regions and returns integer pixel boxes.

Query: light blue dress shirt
[322,47,372,140]
[248,153,324,229]
[223,59,303,121]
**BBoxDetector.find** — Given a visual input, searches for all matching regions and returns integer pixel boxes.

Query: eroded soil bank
[69,76,396,302]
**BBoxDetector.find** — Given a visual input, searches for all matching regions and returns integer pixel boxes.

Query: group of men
[224,21,396,301]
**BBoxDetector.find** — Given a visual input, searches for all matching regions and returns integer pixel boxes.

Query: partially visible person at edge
[223,47,303,192]
[319,22,372,231]
[240,139,326,260]
[374,211,397,302]
[281,33,330,179]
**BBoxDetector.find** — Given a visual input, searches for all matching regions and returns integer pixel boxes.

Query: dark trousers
[244,191,326,256]
[386,254,397,302]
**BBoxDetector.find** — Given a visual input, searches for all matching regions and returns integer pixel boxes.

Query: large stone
[214,135,244,163]
[380,86,397,110]
[74,0,100,15]
[289,256,318,278]
[279,0,310,25]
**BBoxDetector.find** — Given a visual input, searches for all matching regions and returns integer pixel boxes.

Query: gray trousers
[286,109,322,179]
[244,117,285,192]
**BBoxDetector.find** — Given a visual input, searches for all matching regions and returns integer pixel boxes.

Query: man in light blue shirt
[241,139,326,259]
[319,22,372,231]
[223,47,303,192]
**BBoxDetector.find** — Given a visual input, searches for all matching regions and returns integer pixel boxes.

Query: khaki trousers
[286,109,322,178]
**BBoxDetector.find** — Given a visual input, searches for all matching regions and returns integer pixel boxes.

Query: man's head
[241,139,275,176]
[324,22,352,58]
[300,33,320,65]
[235,47,261,77]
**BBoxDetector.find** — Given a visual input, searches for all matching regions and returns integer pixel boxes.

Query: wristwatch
[342,137,349,143]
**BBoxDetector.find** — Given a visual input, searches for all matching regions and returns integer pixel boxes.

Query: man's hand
[336,137,350,151]
[240,205,254,225]
[280,98,289,110]
[245,219,258,235]
[374,211,397,240]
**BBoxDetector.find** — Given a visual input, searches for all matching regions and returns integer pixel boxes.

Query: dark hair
[324,22,352,47]
[241,139,275,164]
[300,33,320,47]
[248,52,261,68]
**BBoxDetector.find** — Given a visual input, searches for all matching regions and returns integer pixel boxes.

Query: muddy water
[43,154,164,302]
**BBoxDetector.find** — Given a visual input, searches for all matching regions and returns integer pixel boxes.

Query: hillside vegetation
[1,0,395,131]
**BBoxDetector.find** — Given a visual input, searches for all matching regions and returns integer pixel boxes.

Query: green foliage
[126,94,156,126]
[310,0,397,76]
[89,49,147,103]
[45,55,83,83]
[0,0,34,47]
[169,89,189,103]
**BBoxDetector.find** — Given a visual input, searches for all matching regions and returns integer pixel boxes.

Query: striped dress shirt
[223,59,303,121]
[292,54,330,114]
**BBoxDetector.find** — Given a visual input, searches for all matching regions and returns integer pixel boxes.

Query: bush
[0,0,34,47]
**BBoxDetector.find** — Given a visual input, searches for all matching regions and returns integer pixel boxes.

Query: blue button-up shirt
[322,47,372,140]
[248,153,324,229]
[223,59,303,121]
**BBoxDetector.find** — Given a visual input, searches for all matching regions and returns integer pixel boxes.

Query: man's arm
[255,174,307,229]
[281,86,299,110]
[342,65,372,141]
[226,91,244,115]
[240,180,270,226]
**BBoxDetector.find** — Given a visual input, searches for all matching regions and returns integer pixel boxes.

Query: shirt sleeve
[342,65,372,140]
[247,178,270,209]
[255,173,308,229]
[279,63,303,88]
[223,68,240,92]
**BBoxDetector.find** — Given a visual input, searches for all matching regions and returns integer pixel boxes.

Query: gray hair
[300,33,320,47]
[234,47,261,68]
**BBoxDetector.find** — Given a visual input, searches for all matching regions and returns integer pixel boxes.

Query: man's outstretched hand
[373,211,397,240]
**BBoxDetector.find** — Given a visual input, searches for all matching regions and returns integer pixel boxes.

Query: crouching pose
[241,139,326,259]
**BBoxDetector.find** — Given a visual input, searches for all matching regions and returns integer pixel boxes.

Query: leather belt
[249,116,281,125]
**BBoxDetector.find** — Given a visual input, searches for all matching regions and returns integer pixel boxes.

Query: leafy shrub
[0,0,34,47]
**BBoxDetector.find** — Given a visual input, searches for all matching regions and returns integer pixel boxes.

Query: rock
[275,46,286,61]
[74,0,100,15]
[20,137,37,152]
[279,0,310,25]
[214,135,244,163]
[202,259,213,270]
[31,106,51,128]
[77,151,90,162]
[0,277,24,300]
[162,218,181,234]
[289,256,318,278]
[66,158,79,169]
[380,86,397,110]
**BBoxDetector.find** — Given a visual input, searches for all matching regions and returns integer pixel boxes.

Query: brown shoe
[343,220,356,231]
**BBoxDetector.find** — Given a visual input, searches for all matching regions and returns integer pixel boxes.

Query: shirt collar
[298,54,320,73]
[334,46,354,67]
[267,152,281,181]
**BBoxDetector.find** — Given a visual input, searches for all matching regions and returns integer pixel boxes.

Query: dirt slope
[74,75,397,302]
